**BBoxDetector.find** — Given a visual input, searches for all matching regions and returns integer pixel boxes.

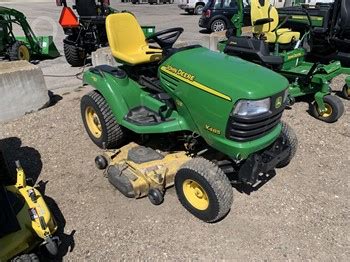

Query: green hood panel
[161,47,289,101]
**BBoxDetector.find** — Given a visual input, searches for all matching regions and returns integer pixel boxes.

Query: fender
[83,69,188,133]
[83,69,131,124]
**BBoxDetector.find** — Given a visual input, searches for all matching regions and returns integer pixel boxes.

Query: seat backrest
[106,13,148,62]
[75,0,98,17]
[251,0,279,34]
[340,0,350,33]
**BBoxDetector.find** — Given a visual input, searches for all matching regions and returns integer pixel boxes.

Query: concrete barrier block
[208,31,227,51]
[0,61,50,122]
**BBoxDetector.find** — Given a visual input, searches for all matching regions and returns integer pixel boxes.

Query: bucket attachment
[15,36,60,58]
[37,36,60,58]
[96,143,190,204]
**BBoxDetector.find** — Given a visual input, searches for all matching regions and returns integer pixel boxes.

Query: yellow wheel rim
[182,179,209,211]
[18,45,30,61]
[319,103,333,118]
[85,106,102,138]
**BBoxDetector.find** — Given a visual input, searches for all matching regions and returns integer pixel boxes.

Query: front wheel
[175,158,233,223]
[210,19,226,32]
[81,91,126,149]
[341,85,350,100]
[310,95,344,123]
[276,122,298,168]
[9,41,30,61]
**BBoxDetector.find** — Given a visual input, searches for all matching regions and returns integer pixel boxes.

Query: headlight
[233,98,271,116]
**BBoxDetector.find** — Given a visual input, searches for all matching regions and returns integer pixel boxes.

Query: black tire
[175,158,233,223]
[310,95,344,123]
[276,122,298,168]
[341,85,350,100]
[63,41,86,67]
[11,254,39,262]
[81,91,125,149]
[210,19,226,32]
[194,4,205,15]
[9,41,30,61]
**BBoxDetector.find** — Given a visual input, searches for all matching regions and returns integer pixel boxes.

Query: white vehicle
[178,0,209,15]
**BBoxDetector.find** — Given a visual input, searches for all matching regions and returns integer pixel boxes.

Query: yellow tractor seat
[106,13,162,65]
[265,30,300,44]
[251,0,300,45]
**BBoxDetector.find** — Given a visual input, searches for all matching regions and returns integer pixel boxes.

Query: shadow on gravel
[37,181,76,262]
[48,91,63,107]
[0,137,42,184]
[199,29,211,34]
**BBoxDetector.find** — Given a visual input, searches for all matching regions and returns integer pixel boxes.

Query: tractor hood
[160,47,288,101]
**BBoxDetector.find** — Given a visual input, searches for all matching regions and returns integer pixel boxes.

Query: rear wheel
[341,85,350,100]
[194,4,205,15]
[11,254,39,262]
[175,158,233,222]
[210,19,226,32]
[9,41,30,61]
[311,95,344,123]
[63,41,86,67]
[81,91,125,149]
[276,122,298,168]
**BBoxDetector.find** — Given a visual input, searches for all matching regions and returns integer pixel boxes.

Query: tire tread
[177,157,233,222]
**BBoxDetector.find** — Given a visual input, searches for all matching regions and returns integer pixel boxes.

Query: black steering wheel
[146,27,184,50]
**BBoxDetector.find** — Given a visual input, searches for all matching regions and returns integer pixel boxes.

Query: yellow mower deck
[97,142,191,203]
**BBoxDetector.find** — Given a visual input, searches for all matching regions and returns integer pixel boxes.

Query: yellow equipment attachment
[95,142,191,205]
[0,162,59,261]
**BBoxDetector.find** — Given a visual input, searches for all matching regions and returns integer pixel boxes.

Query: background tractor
[278,0,350,67]
[0,6,59,62]
[57,0,156,67]
[80,12,297,223]
[218,0,350,122]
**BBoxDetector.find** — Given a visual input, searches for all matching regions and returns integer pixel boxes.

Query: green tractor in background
[278,0,350,67]
[80,12,298,222]
[0,6,59,62]
[218,0,350,123]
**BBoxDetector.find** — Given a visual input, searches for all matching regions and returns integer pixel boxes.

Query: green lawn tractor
[218,0,350,122]
[278,0,350,67]
[0,6,59,62]
[0,151,60,261]
[80,12,298,222]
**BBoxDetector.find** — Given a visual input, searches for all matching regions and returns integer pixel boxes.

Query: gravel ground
[1,2,350,261]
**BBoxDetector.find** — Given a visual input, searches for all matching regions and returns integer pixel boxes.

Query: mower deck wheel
[175,157,233,222]
[276,121,298,168]
[81,91,126,149]
[9,41,30,61]
[11,253,39,262]
[311,95,344,123]
[148,188,164,205]
[341,85,350,100]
